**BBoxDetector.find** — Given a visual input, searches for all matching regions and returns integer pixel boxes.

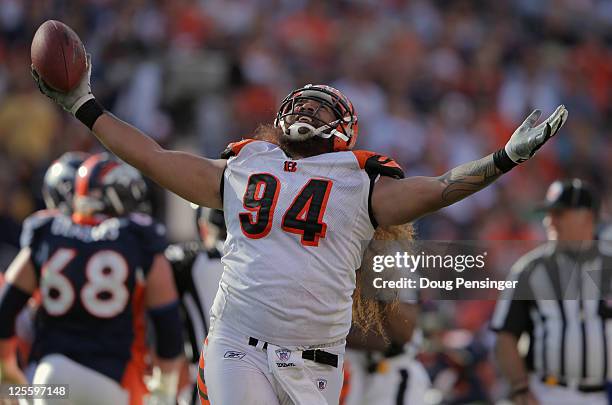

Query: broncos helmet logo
[73,153,148,223]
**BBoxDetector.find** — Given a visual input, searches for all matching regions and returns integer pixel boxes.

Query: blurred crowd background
[1,0,611,403]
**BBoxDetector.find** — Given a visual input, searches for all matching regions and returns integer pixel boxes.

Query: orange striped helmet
[274,84,359,151]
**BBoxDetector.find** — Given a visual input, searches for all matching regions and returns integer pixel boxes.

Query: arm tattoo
[437,154,502,204]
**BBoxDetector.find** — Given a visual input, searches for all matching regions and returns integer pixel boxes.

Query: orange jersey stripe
[352,150,402,170]
[121,283,148,405]
[351,150,378,169]
[351,150,404,179]
[339,359,351,405]
[197,346,210,405]
[229,139,257,157]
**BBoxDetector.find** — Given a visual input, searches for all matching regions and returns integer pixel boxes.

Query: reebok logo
[224,350,246,359]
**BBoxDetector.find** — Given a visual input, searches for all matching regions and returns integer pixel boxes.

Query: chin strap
[282,119,350,142]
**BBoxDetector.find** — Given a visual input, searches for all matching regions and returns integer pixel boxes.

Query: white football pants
[199,320,345,405]
[32,354,129,405]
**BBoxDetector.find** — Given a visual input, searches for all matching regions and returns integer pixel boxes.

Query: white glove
[505,105,568,163]
[145,368,179,405]
[31,54,95,115]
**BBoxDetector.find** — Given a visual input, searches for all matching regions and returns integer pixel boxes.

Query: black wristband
[75,98,105,130]
[493,148,518,173]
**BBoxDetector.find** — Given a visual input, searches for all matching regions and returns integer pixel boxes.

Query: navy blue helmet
[73,153,148,220]
[42,151,90,214]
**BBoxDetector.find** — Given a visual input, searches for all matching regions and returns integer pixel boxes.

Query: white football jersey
[210,140,403,346]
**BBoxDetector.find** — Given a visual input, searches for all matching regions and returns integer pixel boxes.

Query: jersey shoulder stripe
[220,139,259,158]
[351,150,405,179]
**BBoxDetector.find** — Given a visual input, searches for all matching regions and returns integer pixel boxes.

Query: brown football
[31,20,87,93]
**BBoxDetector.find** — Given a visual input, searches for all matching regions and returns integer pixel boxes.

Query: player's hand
[31,54,95,115]
[504,105,568,163]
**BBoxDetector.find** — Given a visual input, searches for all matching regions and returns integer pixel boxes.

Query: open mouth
[297,115,314,123]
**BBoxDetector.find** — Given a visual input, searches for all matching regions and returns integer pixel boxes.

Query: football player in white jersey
[343,303,430,405]
[166,207,226,405]
[32,53,567,404]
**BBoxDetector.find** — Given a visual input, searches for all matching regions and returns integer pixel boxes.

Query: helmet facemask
[275,85,357,149]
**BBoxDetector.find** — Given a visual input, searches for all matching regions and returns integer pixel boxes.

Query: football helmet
[274,84,359,151]
[42,151,90,213]
[73,153,148,220]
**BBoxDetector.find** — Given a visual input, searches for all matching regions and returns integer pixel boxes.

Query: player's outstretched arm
[32,57,225,209]
[0,248,37,384]
[372,106,568,226]
[92,114,226,209]
[145,254,183,403]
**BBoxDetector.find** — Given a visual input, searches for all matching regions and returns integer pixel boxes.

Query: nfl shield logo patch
[316,378,327,390]
[275,349,291,362]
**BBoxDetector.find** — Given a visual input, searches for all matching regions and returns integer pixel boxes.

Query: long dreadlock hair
[352,224,415,338]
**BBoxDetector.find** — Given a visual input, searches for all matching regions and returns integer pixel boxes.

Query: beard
[279,132,333,158]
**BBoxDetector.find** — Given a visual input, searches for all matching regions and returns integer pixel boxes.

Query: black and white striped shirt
[491,242,612,386]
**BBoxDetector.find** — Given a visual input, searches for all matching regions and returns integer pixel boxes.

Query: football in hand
[31,20,87,93]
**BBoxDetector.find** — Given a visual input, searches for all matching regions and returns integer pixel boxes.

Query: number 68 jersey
[214,140,404,346]
[19,210,168,383]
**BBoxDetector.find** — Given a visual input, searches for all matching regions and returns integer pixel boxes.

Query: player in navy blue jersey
[0,153,183,405]
[5,151,92,382]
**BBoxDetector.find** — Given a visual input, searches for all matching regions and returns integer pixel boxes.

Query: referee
[491,179,610,405]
